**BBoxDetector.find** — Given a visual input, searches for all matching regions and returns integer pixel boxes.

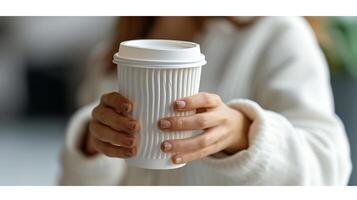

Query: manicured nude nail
[121,103,131,112]
[159,119,171,129]
[173,156,183,164]
[175,100,186,109]
[162,141,172,151]
[126,139,134,147]
[127,122,136,130]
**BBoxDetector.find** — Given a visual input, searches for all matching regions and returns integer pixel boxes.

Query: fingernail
[121,103,131,112]
[159,119,171,129]
[173,156,183,164]
[175,100,186,109]
[126,139,134,147]
[127,122,137,130]
[162,141,172,151]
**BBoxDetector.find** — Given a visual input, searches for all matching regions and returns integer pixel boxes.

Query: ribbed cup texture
[117,65,202,168]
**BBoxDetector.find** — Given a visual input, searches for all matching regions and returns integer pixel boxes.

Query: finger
[92,137,136,158]
[161,126,226,153]
[171,141,226,164]
[158,112,224,131]
[89,120,138,148]
[101,92,132,113]
[173,92,221,111]
[92,106,139,133]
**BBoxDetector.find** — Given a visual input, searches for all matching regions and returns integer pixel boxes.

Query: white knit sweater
[59,17,352,185]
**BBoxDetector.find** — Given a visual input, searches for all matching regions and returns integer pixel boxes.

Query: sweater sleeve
[201,17,352,185]
[58,102,128,185]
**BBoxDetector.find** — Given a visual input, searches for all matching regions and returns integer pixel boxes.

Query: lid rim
[113,53,206,65]
[121,39,199,52]
[115,39,206,66]
[113,57,207,68]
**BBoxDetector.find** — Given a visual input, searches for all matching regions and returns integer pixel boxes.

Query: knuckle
[198,136,211,148]
[212,94,222,103]
[92,106,104,119]
[202,92,220,106]
[209,94,221,105]
[174,118,184,129]
[221,115,229,124]
[100,93,110,103]
[200,92,211,100]
[101,92,118,104]
[196,115,208,128]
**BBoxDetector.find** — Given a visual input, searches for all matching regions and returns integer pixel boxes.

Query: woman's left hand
[158,92,251,165]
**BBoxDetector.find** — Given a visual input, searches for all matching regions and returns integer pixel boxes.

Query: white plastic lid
[113,39,207,68]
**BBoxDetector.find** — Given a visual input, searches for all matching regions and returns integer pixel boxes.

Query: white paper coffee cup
[113,39,206,169]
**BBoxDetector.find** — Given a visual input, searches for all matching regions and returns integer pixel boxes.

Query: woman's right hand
[83,92,140,158]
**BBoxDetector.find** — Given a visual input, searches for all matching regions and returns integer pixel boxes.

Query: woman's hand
[83,92,140,158]
[158,92,251,164]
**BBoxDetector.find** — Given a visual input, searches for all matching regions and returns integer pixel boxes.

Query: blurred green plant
[322,17,357,78]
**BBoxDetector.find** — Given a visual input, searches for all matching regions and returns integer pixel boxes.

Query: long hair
[104,17,259,73]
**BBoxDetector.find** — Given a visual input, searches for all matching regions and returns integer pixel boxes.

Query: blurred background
[0,16,356,185]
